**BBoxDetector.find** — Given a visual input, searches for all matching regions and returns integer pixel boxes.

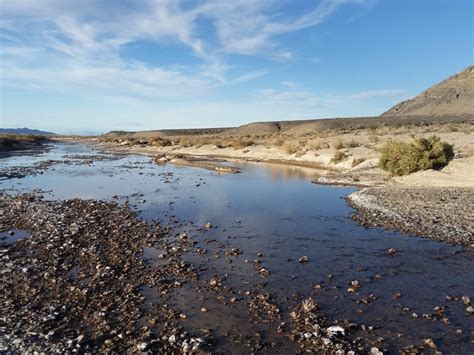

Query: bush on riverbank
[379,135,454,176]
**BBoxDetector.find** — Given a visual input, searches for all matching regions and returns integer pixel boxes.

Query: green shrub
[379,135,454,176]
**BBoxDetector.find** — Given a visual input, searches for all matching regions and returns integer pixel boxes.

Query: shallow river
[1,142,473,353]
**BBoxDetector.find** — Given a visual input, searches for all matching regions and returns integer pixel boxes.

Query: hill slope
[382,65,474,117]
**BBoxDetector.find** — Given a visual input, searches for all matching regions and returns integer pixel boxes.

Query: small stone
[298,256,309,263]
[423,338,437,349]
[387,248,397,255]
[370,347,383,355]
[179,313,187,319]
[200,307,208,312]
[137,342,148,351]
[204,222,212,229]
[326,326,345,337]
[462,295,471,305]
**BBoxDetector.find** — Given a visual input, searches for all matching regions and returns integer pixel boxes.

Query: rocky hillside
[382,65,474,117]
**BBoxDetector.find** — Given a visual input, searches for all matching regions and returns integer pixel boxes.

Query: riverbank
[94,121,474,246]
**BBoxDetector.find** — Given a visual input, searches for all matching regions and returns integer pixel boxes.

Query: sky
[0,0,472,134]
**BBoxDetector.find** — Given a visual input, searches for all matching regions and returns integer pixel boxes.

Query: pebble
[298,256,309,263]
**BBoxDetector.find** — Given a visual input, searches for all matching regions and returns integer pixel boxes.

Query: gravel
[347,186,474,246]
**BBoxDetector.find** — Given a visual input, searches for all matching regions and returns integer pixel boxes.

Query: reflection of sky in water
[1,143,473,353]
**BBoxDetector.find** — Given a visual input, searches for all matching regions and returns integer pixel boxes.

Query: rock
[326,326,345,337]
[387,248,397,255]
[204,222,212,229]
[137,342,148,351]
[298,256,309,263]
[200,307,208,312]
[423,338,437,349]
[370,347,383,355]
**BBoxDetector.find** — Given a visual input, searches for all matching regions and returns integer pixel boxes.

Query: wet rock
[370,347,383,355]
[422,338,437,349]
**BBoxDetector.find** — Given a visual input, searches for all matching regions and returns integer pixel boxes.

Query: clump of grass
[331,151,347,163]
[332,139,345,150]
[368,134,379,143]
[283,142,300,155]
[379,135,454,176]
[308,140,329,151]
[346,138,361,148]
[177,136,195,147]
[352,157,366,167]
[151,138,172,147]
[265,134,286,148]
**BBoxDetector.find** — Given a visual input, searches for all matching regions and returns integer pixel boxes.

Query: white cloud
[0,0,372,102]
[1,0,384,132]
[347,89,406,100]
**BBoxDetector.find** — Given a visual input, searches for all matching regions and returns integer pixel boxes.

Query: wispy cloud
[347,89,406,100]
[0,0,371,102]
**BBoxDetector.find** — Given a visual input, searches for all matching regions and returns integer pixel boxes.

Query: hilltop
[382,65,474,117]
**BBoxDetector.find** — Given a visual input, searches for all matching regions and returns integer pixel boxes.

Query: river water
[1,142,473,353]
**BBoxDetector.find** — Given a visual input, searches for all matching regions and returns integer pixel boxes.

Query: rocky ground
[0,193,369,354]
[347,186,474,246]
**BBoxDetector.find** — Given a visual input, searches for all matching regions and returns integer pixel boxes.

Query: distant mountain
[0,128,57,136]
[382,65,474,117]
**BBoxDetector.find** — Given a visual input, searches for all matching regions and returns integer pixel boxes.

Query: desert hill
[382,65,474,117]
[0,127,57,136]
[103,66,474,139]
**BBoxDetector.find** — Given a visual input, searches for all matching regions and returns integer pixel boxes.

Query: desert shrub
[230,137,254,149]
[331,151,347,163]
[379,135,454,176]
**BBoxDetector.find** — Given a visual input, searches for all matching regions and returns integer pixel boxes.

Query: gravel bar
[347,186,474,246]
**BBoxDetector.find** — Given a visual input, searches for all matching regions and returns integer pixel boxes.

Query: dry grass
[283,142,301,155]
[331,151,347,163]
[332,139,345,150]
[229,136,255,149]
[308,140,329,151]
[352,157,366,167]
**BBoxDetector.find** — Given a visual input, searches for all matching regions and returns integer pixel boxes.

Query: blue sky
[0,0,472,134]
